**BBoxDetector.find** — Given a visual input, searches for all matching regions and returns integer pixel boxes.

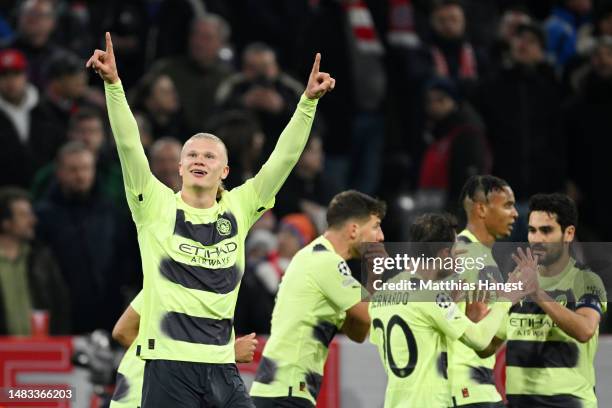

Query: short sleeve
[311,255,362,312]
[130,291,144,315]
[425,295,471,342]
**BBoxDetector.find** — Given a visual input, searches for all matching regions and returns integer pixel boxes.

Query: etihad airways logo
[179,242,238,257]
[178,241,238,267]
[509,316,558,329]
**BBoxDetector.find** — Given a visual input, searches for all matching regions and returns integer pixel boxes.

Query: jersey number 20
[373,315,418,378]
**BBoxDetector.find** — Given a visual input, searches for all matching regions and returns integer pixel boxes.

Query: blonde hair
[182,133,228,201]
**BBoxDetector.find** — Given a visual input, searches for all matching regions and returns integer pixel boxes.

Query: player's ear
[348,221,359,240]
[563,225,576,243]
[476,201,487,219]
[178,160,183,176]
[221,165,229,180]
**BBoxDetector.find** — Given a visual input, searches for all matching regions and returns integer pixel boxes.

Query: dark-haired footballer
[480,193,607,408]
[250,190,385,407]
[449,175,518,408]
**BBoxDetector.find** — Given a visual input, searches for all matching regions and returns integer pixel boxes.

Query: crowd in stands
[1,0,612,335]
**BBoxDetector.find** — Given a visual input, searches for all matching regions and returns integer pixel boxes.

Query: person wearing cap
[0,48,63,188]
[418,77,490,211]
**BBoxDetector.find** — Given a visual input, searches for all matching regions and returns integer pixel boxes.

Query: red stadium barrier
[0,337,73,408]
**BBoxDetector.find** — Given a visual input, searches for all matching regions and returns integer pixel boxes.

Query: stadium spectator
[35,142,135,334]
[91,0,151,89]
[0,187,70,335]
[7,0,68,89]
[471,22,565,235]
[215,42,303,157]
[235,213,316,335]
[39,52,103,134]
[131,72,186,141]
[297,0,386,194]
[274,133,339,231]
[207,110,265,189]
[0,48,63,188]
[149,137,182,192]
[31,108,125,208]
[565,37,612,240]
[563,4,612,92]
[149,14,234,135]
[595,3,612,37]
[400,0,488,90]
[489,6,533,70]
[418,78,489,212]
[153,0,233,59]
[544,0,593,70]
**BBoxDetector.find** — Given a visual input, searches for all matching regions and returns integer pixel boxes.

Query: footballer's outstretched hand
[86,32,119,84]
[465,287,491,323]
[305,53,335,100]
[511,246,540,296]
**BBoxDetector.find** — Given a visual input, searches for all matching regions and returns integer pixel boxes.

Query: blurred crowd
[1,0,612,336]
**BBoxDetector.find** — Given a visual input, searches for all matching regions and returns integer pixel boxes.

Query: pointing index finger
[311,53,321,76]
[105,32,114,55]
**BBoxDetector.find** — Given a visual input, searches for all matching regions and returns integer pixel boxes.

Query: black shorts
[141,359,254,408]
[251,396,314,408]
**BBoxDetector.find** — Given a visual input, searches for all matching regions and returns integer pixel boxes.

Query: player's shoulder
[570,260,605,286]
[297,237,350,276]
[302,236,344,262]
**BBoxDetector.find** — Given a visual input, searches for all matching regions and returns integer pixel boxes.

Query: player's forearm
[341,302,371,343]
[252,94,318,202]
[475,336,504,358]
[341,317,370,343]
[536,291,597,342]
[105,82,141,150]
[460,302,511,351]
[104,82,152,192]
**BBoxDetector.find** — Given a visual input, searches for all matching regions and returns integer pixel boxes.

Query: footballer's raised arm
[251,53,335,204]
[87,32,153,198]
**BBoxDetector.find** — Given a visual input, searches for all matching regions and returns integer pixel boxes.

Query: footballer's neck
[180,186,217,209]
[465,220,495,247]
[539,251,571,277]
[323,230,353,260]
